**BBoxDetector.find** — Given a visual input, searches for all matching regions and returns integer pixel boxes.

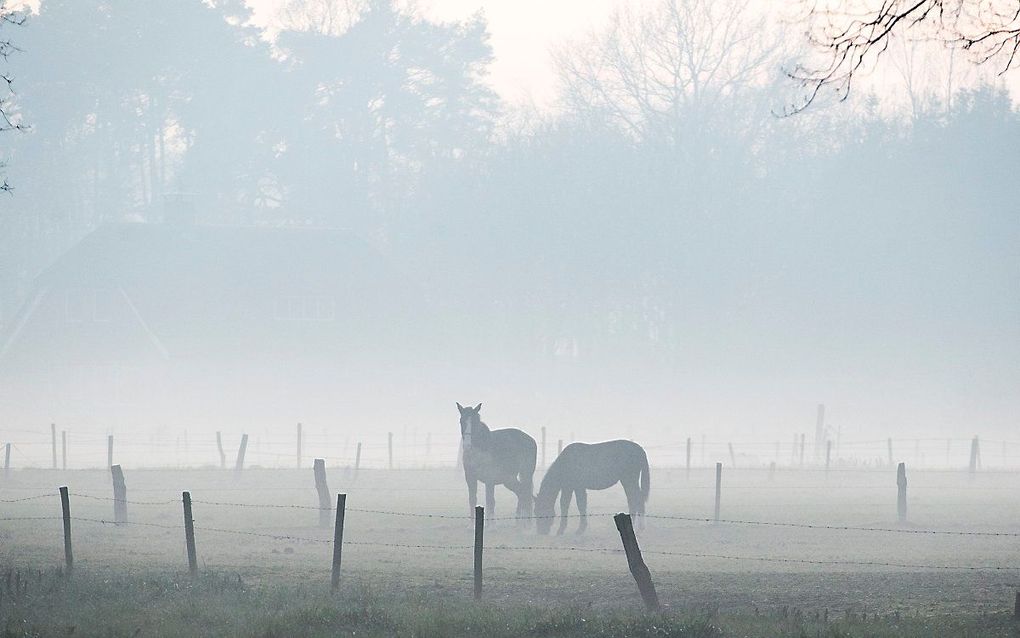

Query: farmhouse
[0,222,432,428]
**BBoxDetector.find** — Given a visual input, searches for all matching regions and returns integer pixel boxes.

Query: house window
[274,295,336,322]
[65,288,114,323]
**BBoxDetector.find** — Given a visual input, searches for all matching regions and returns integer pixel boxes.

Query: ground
[1,464,1019,636]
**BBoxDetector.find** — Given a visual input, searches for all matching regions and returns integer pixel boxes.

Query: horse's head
[456,402,483,439]
[534,491,554,535]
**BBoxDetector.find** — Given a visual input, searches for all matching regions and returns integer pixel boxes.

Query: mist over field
[0,1,1018,636]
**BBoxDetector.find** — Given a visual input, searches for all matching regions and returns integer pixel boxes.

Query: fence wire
[7,494,1020,536]
[56,517,1020,572]
[4,506,1019,573]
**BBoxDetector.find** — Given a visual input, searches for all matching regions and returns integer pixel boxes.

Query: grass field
[2,464,1020,636]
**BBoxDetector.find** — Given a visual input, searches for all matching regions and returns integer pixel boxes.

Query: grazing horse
[457,403,537,522]
[535,439,650,535]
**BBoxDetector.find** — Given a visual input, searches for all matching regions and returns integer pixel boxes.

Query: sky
[246,0,1020,111]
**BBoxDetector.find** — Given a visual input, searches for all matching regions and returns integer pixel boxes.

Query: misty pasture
[1,0,1019,636]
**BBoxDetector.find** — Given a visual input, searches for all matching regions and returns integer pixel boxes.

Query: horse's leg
[574,489,588,535]
[502,477,525,525]
[466,474,478,517]
[622,477,644,530]
[519,468,535,519]
[622,479,635,512]
[557,489,573,536]
[485,482,496,519]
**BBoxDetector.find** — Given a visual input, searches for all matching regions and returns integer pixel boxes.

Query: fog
[0,0,1017,463]
[2,4,1020,636]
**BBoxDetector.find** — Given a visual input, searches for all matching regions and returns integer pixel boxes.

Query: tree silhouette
[0,0,26,191]
[554,0,782,147]
[274,0,496,229]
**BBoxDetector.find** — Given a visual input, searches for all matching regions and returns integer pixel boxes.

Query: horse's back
[557,439,646,489]
[489,427,536,450]
[563,439,645,462]
[465,427,536,482]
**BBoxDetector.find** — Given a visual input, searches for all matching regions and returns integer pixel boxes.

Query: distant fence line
[4,428,1020,472]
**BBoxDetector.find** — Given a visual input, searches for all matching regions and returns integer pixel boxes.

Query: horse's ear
[456,402,464,414]
[474,403,482,412]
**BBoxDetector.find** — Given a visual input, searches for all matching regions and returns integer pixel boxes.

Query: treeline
[1,0,1017,378]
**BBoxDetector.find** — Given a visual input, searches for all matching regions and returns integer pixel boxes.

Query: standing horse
[457,403,537,522]
[535,439,650,535]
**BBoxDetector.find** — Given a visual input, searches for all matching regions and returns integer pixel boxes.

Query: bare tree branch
[788,0,1020,113]
[0,1,26,192]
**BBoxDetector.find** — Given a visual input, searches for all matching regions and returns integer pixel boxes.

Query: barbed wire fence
[3,428,1020,618]
[2,474,1020,614]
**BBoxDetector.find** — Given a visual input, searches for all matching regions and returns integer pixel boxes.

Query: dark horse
[457,403,537,522]
[535,439,650,535]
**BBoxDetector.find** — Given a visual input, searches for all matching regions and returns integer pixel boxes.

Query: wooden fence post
[474,505,484,600]
[215,432,225,469]
[613,513,659,611]
[3,442,9,478]
[815,403,825,461]
[107,435,114,469]
[896,462,907,523]
[51,424,57,470]
[296,423,303,469]
[61,431,67,470]
[714,462,722,523]
[59,486,72,574]
[541,427,547,468]
[111,464,127,525]
[728,442,736,468]
[331,493,347,592]
[969,436,980,475]
[182,491,198,576]
[388,432,394,470]
[313,459,331,528]
[685,437,692,480]
[235,434,248,474]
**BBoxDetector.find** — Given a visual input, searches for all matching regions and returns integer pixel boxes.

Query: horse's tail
[639,450,650,504]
